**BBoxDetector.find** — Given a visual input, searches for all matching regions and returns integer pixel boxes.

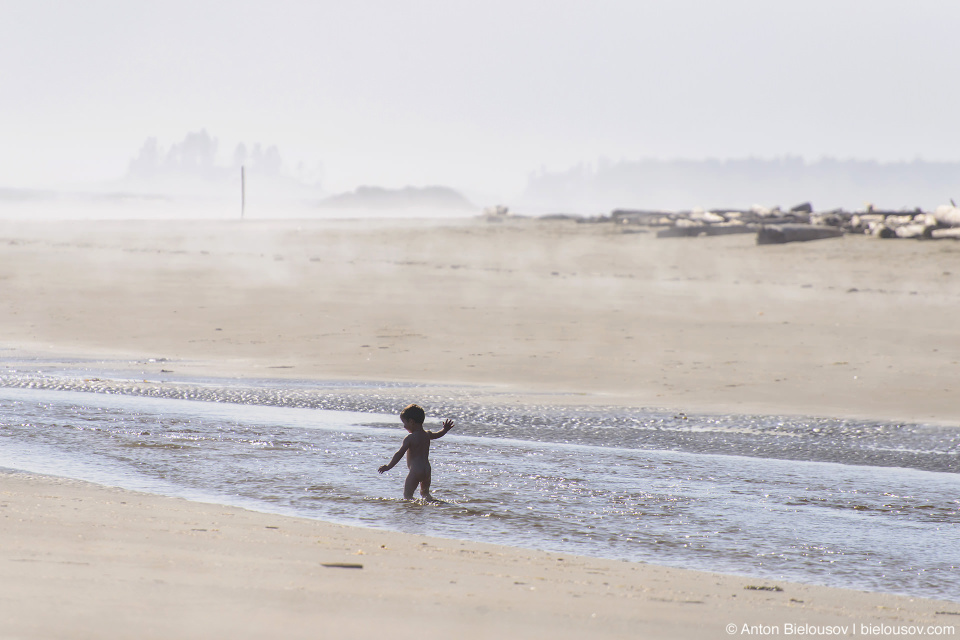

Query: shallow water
[0,372,958,602]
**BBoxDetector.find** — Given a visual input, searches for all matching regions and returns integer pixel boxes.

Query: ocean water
[0,370,958,603]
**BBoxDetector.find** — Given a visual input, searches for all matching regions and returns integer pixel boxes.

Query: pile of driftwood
[607,202,960,244]
[483,202,960,244]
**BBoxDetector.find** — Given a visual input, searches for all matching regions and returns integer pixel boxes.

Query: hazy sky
[3,0,959,197]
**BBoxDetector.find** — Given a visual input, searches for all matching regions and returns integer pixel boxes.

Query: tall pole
[241,165,246,219]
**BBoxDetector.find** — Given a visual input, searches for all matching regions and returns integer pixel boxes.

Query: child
[378,404,454,500]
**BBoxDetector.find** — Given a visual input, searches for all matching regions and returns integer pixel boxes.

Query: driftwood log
[934,205,960,227]
[931,227,960,240]
[657,223,757,238]
[757,224,843,245]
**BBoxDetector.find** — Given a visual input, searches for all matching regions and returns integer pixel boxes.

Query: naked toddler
[378,404,454,500]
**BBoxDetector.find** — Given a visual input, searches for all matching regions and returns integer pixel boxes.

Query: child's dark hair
[400,403,426,424]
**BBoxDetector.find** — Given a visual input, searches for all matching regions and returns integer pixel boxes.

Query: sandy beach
[1,217,958,637]
[1,216,958,423]
[1,471,955,639]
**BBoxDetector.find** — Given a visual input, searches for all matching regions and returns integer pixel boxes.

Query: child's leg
[403,471,419,500]
[419,468,433,500]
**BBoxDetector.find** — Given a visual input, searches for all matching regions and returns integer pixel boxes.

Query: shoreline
[1,372,958,603]
[2,470,956,640]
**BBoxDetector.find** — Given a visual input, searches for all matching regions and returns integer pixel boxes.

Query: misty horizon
[3,127,957,216]
[3,2,959,214]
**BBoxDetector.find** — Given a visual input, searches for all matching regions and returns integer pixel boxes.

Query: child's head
[399,403,425,430]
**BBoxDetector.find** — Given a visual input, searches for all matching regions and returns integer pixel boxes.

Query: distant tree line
[126,130,288,182]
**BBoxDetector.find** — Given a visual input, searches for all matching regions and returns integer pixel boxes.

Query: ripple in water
[0,375,958,602]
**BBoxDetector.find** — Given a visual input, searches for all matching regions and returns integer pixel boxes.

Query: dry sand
[1,216,958,423]
[1,217,958,638]
[1,471,956,640]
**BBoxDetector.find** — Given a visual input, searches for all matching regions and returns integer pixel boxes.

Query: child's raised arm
[378,440,409,474]
[428,419,455,440]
